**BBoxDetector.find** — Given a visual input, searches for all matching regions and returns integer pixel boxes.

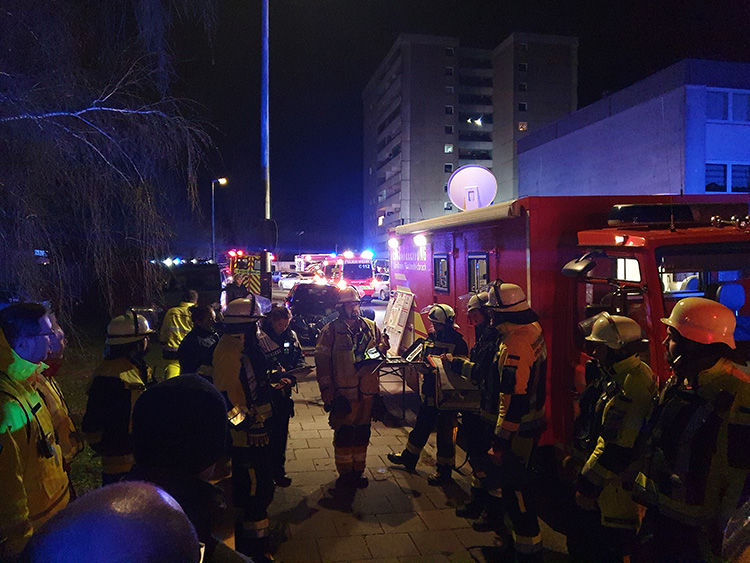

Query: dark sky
[173,0,750,260]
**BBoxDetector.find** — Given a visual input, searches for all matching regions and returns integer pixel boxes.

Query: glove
[371,394,386,422]
[330,395,352,415]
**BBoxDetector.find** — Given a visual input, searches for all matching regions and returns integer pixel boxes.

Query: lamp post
[211,177,228,262]
[297,231,304,256]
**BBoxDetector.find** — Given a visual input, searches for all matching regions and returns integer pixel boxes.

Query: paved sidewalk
[269,361,566,562]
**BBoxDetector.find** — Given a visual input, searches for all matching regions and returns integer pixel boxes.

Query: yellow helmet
[661,297,736,348]
[585,313,644,350]
[337,287,360,304]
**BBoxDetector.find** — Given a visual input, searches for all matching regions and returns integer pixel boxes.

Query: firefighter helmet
[224,296,263,324]
[661,297,736,349]
[428,304,456,326]
[467,292,489,313]
[585,313,645,350]
[106,311,153,345]
[488,282,530,312]
[337,287,361,304]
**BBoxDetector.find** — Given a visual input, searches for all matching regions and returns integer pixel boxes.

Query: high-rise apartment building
[363,33,578,255]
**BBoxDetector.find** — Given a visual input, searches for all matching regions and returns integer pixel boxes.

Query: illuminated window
[518,121,528,131]
[377,215,385,226]
[445,105,454,115]
[518,102,528,112]
[468,253,489,292]
[444,163,453,173]
[445,125,454,134]
[434,254,450,293]
[444,144,454,154]
[616,258,641,282]
[705,163,727,192]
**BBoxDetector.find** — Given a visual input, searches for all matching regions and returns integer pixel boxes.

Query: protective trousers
[231,444,276,557]
[404,402,457,470]
[269,393,293,478]
[330,396,373,475]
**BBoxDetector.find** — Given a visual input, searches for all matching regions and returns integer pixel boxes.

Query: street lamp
[211,177,228,262]
[297,231,304,256]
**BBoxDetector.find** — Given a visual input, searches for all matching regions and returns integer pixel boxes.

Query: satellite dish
[447,165,497,211]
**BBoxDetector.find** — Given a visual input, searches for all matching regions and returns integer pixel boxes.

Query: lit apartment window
[518,121,528,131]
[444,144,454,154]
[445,86,454,95]
[378,215,385,226]
[445,125,454,134]
[445,105,454,115]
[445,66,454,76]
[518,102,528,112]
[444,163,453,173]
[445,47,455,57]
[518,62,528,72]
[518,82,528,92]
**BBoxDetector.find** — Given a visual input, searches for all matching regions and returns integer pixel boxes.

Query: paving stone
[305,437,332,449]
[452,527,498,549]
[408,529,466,556]
[365,532,420,558]
[292,448,328,460]
[316,535,371,561]
[399,555,451,563]
[287,438,309,450]
[370,435,406,448]
[317,428,334,439]
[285,459,316,473]
[387,493,436,513]
[367,444,396,456]
[417,508,472,530]
[300,419,331,431]
[313,458,337,471]
[351,493,397,515]
[288,511,339,540]
[333,513,384,536]
[292,430,323,441]
[274,538,322,562]
[375,512,428,534]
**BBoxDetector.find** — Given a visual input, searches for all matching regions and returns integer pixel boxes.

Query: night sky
[171,0,750,260]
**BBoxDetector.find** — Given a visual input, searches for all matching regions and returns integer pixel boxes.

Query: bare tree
[0,1,217,320]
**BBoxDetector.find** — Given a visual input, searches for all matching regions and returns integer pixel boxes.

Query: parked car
[285,283,339,345]
[278,271,315,290]
[371,273,390,301]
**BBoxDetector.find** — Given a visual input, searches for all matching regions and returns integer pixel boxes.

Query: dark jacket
[178,325,219,376]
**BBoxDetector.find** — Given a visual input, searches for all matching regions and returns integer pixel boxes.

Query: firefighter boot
[472,495,507,536]
[456,487,489,519]
[387,450,418,472]
[427,464,454,486]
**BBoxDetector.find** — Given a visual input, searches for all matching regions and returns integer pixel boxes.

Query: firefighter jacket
[213,328,274,447]
[451,324,500,419]
[493,321,547,452]
[420,327,468,406]
[0,337,70,559]
[257,322,307,372]
[160,301,194,358]
[634,357,750,532]
[81,356,153,475]
[177,325,219,377]
[576,355,657,528]
[314,317,386,405]
[34,372,84,465]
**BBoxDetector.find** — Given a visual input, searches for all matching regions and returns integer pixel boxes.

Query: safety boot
[472,496,506,535]
[387,451,418,472]
[456,487,489,519]
[427,465,453,486]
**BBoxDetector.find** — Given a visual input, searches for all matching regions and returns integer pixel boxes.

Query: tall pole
[211,180,216,262]
[261,0,270,221]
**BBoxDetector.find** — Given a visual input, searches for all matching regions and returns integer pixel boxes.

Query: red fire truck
[318,254,376,302]
[388,195,750,447]
[225,249,273,300]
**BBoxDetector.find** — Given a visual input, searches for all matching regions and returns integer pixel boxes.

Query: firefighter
[567,313,657,562]
[160,288,198,378]
[443,292,500,522]
[634,297,750,562]
[82,310,155,485]
[212,296,276,561]
[388,304,468,484]
[0,303,71,560]
[177,305,219,378]
[483,281,547,562]
[257,305,308,487]
[315,287,389,490]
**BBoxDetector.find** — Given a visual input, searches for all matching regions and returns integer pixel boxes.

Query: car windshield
[289,284,339,316]
[343,263,372,280]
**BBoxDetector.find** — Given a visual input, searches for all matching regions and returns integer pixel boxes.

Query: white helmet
[224,296,263,324]
[467,292,489,313]
[488,282,530,312]
[337,287,361,304]
[585,313,644,350]
[428,304,456,326]
[106,311,153,345]
[661,297,736,349]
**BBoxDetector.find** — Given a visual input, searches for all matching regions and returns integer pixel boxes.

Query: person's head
[266,305,292,335]
[487,281,539,325]
[46,312,66,361]
[189,305,215,331]
[427,304,456,334]
[0,303,53,364]
[337,287,361,321]
[466,292,492,327]
[182,289,199,305]
[661,297,736,370]
[223,296,263,334]
[105,311,153,360]
[132,374,227,476]
[24,481,201,563]
[584,312,646,366]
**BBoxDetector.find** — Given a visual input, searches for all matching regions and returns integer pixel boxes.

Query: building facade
[363,33,578,255]
[518,59,750,198]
